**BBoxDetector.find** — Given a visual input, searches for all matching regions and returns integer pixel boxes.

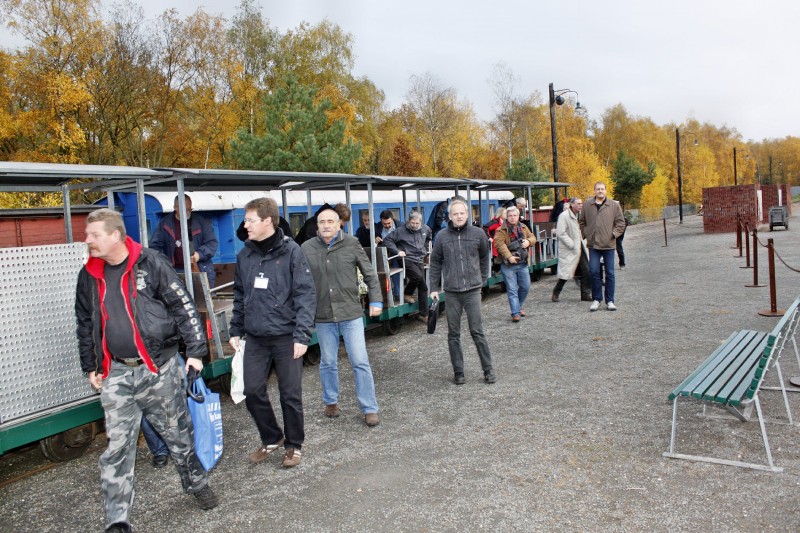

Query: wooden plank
[688,331,765,400]
[712,334,770,403]
[668,331,746,401]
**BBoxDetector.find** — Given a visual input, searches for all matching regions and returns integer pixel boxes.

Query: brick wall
[702,184,759,233]
[760,184,792,216]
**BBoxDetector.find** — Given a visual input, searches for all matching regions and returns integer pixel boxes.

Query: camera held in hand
[505,239,527,264]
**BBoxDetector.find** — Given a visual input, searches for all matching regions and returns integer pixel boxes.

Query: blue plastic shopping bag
[187,369,223,471]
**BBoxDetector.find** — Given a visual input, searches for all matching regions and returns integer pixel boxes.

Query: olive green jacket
[301,231,382,323]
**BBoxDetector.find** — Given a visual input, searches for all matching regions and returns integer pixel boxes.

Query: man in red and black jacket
[75,208,218,533]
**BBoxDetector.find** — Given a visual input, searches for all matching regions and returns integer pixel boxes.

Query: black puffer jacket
[75,238,208,377]
[229,230,316,343]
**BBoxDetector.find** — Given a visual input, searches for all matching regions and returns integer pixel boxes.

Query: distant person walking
[229,198,316,469]
[493,206,535,322]
[616,213,631,268]
[552,198,591,302]
[429,199,495,385]
[579,182,626,311]
[302,208,383,427]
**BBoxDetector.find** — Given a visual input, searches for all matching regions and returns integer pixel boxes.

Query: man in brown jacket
[494,206,536,322]
[578,182,627,311]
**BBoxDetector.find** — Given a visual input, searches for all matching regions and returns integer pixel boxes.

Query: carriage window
[472,205,481,225]
[289,213,306,237]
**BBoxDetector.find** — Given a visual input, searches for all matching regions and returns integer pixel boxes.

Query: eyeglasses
[243,217,263,225]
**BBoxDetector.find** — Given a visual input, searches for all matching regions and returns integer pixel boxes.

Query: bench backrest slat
[669,331,762,400]
[695,331,768,402]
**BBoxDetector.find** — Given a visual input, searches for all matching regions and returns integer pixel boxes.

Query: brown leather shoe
[324,404,340,418]
[519,310,526,317]
[364,413,380,427]
[282,448,302,468]
[512,315,521,322]
[249,438,284,464]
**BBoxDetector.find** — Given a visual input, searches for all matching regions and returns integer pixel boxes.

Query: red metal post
[745,227,765,287]
[741,222,752,268]
[737,218,743,257]
[759,238,786,316]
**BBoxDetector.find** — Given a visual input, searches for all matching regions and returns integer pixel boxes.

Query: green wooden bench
[663,296,800,472]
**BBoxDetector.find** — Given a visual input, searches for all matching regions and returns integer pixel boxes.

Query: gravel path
[2,212,799,532]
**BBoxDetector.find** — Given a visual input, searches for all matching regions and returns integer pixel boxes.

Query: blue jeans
[316,318,379,414]
[141,416,169,457]
[589,248,616,303]
[500,263,531,317]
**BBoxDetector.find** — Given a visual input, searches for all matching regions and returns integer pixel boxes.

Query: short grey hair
[408,210,423,221]
[87,208,126,239]
[449,199,468,212]
[506,206,520,215]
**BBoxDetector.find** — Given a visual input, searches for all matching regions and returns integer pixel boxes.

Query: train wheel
[303,344,321,366]
[40,422,97,462]
[216,373,232,395]
[382,317,403,336]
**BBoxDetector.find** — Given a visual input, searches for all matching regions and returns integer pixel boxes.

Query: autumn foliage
[0,0,797,210]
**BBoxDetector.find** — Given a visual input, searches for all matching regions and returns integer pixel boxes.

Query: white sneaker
[589,300,600,312]
[607,301,617,311]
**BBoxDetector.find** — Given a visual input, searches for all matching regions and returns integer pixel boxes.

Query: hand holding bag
[186,368,223,471]
[427,297,439,334]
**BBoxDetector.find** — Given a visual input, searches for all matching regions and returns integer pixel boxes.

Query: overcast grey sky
[8,0,800,141]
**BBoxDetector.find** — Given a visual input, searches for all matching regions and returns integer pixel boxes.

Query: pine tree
[231,75,362,172]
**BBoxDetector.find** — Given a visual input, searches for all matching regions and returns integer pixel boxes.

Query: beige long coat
[556,207,586,280]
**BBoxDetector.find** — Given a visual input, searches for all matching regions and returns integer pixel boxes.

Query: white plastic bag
[230,341,246,404]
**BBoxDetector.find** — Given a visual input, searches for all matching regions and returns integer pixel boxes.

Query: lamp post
[675,128,698,224]
[548,82,582,198]
[733,146,750,186]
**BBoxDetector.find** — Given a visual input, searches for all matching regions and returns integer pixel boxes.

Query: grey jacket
[382,222,432,264]
[579,197,626,250]
[429,221,491,293]
[301,231,382,323]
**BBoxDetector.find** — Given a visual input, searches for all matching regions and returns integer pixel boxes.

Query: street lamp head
[555,94,565,105]
[692,139,699,146]
[575,101,583,111]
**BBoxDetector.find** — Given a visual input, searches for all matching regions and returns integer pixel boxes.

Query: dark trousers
[616,232,626,266]
[405,260,429,315]
[243,334,304,449]
[554,249,591,299]
[444,288,493,377]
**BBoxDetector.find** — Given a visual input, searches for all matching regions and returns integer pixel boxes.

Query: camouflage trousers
[99,355,207,527]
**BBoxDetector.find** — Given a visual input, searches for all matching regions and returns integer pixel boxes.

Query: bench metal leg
[774,360,794,425]
[662,396,784,473]
[667,397,679,454]
[754,396,780,471]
